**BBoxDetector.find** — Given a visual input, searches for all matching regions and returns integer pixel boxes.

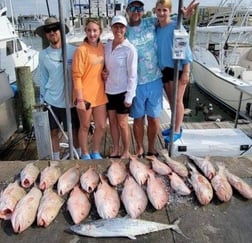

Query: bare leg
[164,81,187,133]
[72,128,79,149]
[77,108,92,155]
[133,117,145,156]
[108,110,120,156]
[118,113,131,158]
[147,116,160,154]
[51,128,60,152]
[175,82,187,133]
[92,104,107,153]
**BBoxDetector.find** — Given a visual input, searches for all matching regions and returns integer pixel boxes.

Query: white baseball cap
[111,15,127,27]
[127,0,144,6]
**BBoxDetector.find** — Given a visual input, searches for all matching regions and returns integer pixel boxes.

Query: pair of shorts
[45,105,79,131]
[130,78,163,119]
[161,67,183,83]
[106,92,130,114]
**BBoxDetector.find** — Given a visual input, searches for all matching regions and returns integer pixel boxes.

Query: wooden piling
[15,66,35,131]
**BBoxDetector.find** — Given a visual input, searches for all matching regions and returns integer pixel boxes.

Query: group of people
[36,0,198,160]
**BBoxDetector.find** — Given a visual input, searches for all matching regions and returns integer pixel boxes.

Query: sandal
[146,151,159,157]
[108,155,121,158]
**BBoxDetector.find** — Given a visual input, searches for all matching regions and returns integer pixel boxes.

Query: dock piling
[15,66,35,132]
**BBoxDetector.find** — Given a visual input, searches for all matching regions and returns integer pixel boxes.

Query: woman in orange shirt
[72,18,108,160]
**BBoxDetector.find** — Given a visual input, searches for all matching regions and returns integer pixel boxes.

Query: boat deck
[1,120,252,161]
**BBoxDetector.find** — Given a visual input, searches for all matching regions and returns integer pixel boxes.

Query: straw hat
[35,17,69,38]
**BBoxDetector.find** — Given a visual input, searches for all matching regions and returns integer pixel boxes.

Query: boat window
[16,39,22,52]
[6,39,23,56]
[6,40,14,55]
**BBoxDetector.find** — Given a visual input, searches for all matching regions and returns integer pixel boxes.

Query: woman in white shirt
[104,15,138,159]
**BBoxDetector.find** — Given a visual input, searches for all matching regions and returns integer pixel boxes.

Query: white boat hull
[0,6,39,84]
[192,47,252,115]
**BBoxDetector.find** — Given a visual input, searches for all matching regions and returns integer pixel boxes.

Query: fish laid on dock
[168,172,191,196]
[225,168,252,199]
[146,155,172,175]
[0,180,26,220]
[20,162,40,188]
[184,154,216,180]
[162,150,188,178]
[106,160,127,186]
[80,167,100,193]
[129,156,149,185]
[121,175,148,218]
[188,163,213,205]
[11,186,42,233]
[146,170,169,209]
[67,185,91,224]
[39,162,61,191]
[94,175,120,219]
[211,164,233,202]
[37,188,64,227]
[69,217,187,240]
[57,165,80,196]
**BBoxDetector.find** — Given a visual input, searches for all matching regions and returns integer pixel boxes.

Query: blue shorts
[130,78,163,119]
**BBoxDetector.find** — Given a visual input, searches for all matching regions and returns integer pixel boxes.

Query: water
[185,84,235,122]
[22,35,235,123]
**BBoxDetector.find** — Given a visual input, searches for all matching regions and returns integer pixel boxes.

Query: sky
[4,0,252,17]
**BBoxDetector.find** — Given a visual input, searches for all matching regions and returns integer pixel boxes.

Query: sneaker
[161,127,171,136]
[80,154,91,160]
[164,133,182,143]
[162,127,183,136]
[90,152,103,160]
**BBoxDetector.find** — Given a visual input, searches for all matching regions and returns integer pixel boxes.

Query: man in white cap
[126,0,198,157]
[35,17,80,160]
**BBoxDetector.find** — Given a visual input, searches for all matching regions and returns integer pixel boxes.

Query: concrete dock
[0,155,251,243]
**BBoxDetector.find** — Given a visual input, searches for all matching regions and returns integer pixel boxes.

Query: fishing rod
[45,0,51,17]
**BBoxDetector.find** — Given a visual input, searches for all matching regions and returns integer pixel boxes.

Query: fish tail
[171,218,190,240]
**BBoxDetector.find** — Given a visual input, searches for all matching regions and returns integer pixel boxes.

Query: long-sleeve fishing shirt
[104,38,138,104]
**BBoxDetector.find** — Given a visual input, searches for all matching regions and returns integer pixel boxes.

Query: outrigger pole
[58,0,75,159]
[45,0,51,16]
[168,0,184,156]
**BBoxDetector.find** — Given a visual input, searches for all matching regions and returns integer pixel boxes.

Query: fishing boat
[0,69,16,145]
[192,1,252,118]
[0,5,39,84]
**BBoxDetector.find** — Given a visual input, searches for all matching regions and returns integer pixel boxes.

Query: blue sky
[5,0,252,17]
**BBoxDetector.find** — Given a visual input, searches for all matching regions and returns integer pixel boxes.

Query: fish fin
[127,235,137,240]
[171,218,190,240]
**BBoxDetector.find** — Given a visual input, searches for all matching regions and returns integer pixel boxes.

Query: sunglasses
[44,25,60,33]
[129,5,144,13]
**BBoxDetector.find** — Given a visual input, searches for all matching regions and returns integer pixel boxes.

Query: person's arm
[181,0,199,19]
[125,45,138,106]
[72,46,87,110]
[38,52,48,104]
